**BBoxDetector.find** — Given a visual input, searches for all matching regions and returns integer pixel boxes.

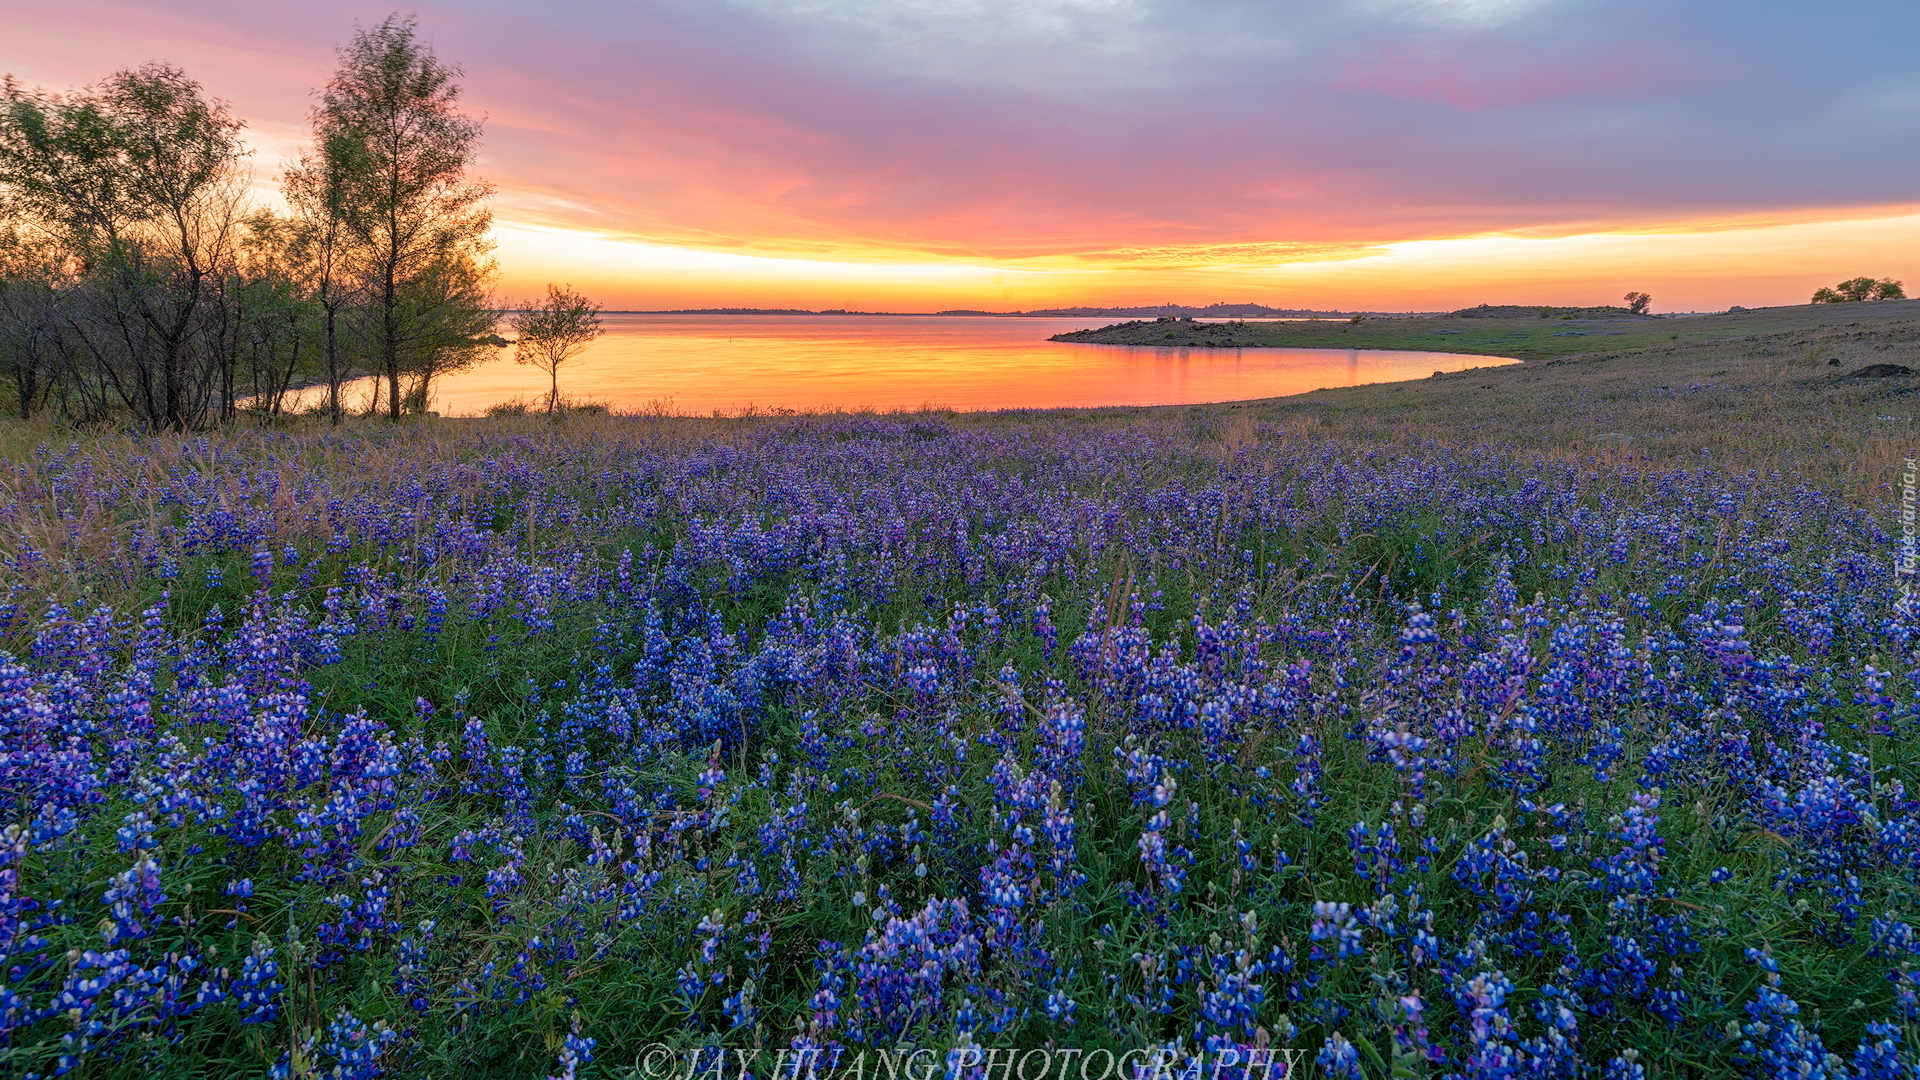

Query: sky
[4,0,1918,311]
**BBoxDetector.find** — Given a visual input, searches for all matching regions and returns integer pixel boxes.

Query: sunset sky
[5,0,1916,311]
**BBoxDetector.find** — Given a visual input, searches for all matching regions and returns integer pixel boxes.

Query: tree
[229,212,329,416]
[281,116,363,424]
[0,64,249,429]
[510,284,601,413]
[1813,277,1904,303]
[1623,291,1651,315]
[307,15,494,420]
[0,225,71,418]
[397,252,500,413]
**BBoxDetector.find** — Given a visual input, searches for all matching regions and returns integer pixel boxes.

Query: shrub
[1813,277,1905,303]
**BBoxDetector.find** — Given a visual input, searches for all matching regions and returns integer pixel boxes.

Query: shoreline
[216,298,1920,458]
[1049,298,1920,361]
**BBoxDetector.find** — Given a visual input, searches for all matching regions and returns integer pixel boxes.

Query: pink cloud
[0,0,1901,273]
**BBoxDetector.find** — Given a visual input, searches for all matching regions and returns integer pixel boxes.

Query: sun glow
[494,205,1920,313]
[492,224,1045,310]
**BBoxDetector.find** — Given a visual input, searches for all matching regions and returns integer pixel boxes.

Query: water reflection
[280,315,1516,416]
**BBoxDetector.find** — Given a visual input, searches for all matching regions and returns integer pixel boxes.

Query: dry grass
[1095,301,1920,506]
[2,298,1915,601]
[1060,295,1920,361]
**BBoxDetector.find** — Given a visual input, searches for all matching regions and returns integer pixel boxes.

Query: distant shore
[1046,302,1870,361]
[595,304,1404,318]
[585,303,1741,319]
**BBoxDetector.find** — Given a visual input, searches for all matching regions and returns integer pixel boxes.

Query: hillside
[1450,303,1650,318]
[1033,298,1920,490]
[1051,298,1920,363]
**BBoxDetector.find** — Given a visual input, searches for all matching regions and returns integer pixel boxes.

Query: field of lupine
[0,410,1917,1079]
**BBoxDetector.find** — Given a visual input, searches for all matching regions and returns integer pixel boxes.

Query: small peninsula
[1050,303,1779,361]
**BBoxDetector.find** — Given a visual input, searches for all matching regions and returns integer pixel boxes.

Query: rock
[1840,363,1915,378]
[1828,358,1842,366]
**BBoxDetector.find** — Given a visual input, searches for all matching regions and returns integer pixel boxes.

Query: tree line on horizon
[1811,276,1905,304]
[0,16,596,427]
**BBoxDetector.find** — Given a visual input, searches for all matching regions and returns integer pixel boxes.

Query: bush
[1813,277,1905,303]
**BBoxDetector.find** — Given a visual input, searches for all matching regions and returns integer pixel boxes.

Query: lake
[290,314,1517,415]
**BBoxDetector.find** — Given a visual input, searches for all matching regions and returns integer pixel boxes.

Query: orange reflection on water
[290,315,1517,416]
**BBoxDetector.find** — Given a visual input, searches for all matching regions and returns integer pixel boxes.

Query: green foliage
[0,64,251,428]
[510,284,604,413]
[0,19,496,427]
[0,417,1918,1074]
[301,15,497,421]
[1813,277,1905,303]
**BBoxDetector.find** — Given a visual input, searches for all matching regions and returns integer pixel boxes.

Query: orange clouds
[488,205,1920,313]
[7,0,1920,312]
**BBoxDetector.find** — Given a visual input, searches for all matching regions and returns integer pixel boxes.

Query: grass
[4,293,1913,615]
[1038,299,1920,498]
[0,299,1916,1076]
[1054,297,1920,361]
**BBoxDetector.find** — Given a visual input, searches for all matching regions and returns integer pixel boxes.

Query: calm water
[291,314,1517,416]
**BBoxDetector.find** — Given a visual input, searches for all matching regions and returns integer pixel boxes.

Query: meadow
[0,308,1918,1079]
[1052,299,1920,363]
